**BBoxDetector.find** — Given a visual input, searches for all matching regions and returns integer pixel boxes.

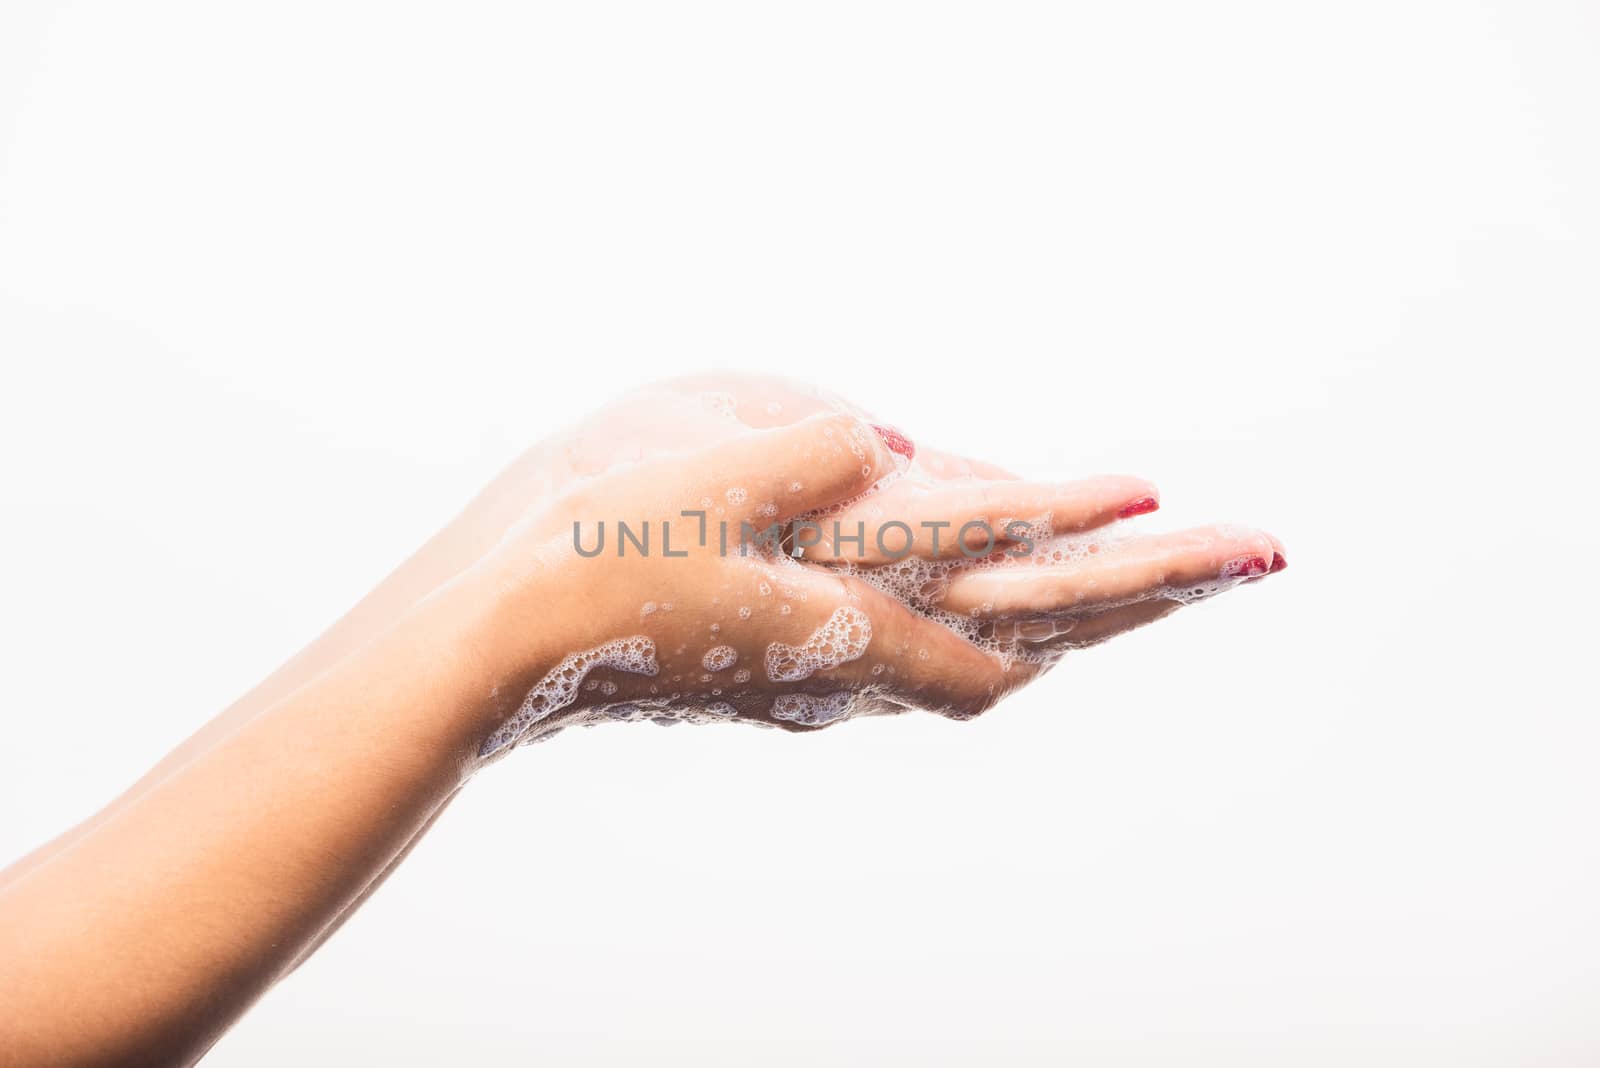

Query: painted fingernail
[872,424,916,461]
[1270,551,1288,573]
[1117,496,1160,519]
[1221,555,1271,579]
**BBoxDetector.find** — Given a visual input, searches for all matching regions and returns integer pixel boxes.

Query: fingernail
[1221,555,1271,579]
[1270,551,1288,573]
[1117,496,1160,519]
[872,424,916,461]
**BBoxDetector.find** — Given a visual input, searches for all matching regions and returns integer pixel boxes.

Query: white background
[2,2,1596,1064]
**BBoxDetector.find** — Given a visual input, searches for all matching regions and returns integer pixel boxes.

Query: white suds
[480,636,658,758]
[702,645,738,671]
[772,691,854,726]
[765,606,872,682]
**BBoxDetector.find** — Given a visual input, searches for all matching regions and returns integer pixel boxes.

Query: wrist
[419,533,595,768]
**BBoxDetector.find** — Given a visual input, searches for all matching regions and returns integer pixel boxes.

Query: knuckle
[815,411,865,442]
[815,416,877,481]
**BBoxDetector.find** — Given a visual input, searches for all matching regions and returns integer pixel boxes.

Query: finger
[818,580,1036,721]
[806,475,1160,564]
[1056,598,1184,646]
[916,446,1020,481]
[691,412,906,527]
[1249,532,1290,580]
[939,524,1279,618]
[983,597,1183,650]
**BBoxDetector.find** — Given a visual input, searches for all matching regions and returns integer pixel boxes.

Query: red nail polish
[1222,555,1271,579]
[1117,496,1160,519]
[872,424,915,460]
[1270,552,1288,573]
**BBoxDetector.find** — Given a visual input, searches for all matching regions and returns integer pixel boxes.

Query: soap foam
[836,518,1262,666]
[480,636,658,758]
[771,691,854,727]
[702,645,738,671]
[764,606,872,682]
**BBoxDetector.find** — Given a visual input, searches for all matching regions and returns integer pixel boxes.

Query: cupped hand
[474,384,1286,759]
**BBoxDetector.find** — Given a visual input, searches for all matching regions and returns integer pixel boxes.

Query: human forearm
[0,443,569,892]
[0,560,540,1067]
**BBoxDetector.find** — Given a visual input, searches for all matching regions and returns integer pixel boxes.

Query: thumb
[706,412,912,524]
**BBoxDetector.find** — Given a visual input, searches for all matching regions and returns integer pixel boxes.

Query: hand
[478,409,1002,754]
[473,383,1286,758]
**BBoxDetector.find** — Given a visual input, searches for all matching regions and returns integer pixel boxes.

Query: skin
[0,374,1285,1066]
